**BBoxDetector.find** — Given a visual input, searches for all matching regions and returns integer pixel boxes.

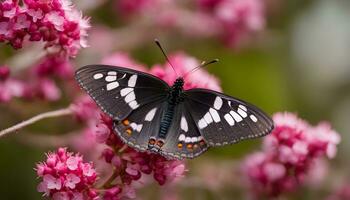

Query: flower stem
[101,169,120,189]
[0,107,73,138]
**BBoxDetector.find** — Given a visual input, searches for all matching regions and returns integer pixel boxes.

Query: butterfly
[75,42,274,160]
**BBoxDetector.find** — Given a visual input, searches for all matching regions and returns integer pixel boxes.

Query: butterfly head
[173,77,184,89]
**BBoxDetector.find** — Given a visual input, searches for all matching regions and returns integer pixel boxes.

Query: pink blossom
[36,147,98,199]
[94,123,111,143]
[326,183,350,200]
[215,0,265,46]
[0,65,10,80]
[70,95,100,124]
[32,55,73,79]
[0,0,90,56]
[150,52,222,91]
[114,0,265,47]
[241,112,341,198]
[0,66,26,102]
[196,0,265,46]
[65,174,81,189]
[44,174,62,190]
[196,0,224,11]
[115,0,165,19]
[101,52,147,72]
[88,114,187,198]
[35,78,61,101]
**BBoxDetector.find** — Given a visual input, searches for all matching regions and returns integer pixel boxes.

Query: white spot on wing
[145,108,157,121]
[204,112,213,124]
[185,137,191,143]
[214,96,223,110]
[179,134,185,141]
[209,108,220,122]
[130,122,143,132]
[125,92,135,103]
[93,73,103,80]
[128,100,139,109]
[106,81,119,91]
[128,75,137,87]
[120,88,133,97]
[190,137,198,143]
[181,116,188,132]
[105,76,117,82]
[224,113,235,126]
[239,105,247,111]
[237,108,247,118]
[230,111,242,122]
[198,119,208,129]
[108,71,117,75]
[250,115,258,122]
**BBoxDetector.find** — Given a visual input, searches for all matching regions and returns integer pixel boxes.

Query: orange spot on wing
[122,119,130,126]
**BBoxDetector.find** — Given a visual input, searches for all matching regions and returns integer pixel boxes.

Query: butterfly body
[148,77,184,153]
[75,65,274,160]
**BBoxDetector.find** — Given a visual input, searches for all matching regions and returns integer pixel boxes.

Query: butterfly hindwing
[114,100,167,152]
[75,65,170,120]
[159,102,209,159]
[184,89,274,146]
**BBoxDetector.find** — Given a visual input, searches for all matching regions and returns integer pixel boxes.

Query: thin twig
[101,169,120,189]
[0,107,73,138]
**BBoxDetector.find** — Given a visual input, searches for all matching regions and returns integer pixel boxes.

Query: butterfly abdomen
[158,78,184,139]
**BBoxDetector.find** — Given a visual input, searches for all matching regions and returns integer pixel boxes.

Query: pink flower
[35,78,61,101]
[0,66,10,80]
[0,66,27,102]
[36,148,98,199]
[116,0,160,18]
[101,52,147,72]
[44,174,62,190]
[241,112,341,198]
[70,95,100,124]
[88,115,187,198]
[32,55,73,79]
[0,0,90,56]
[150,52,222,91]
[326,183,350,200]
[94,123,111,143]
[65,174,81,189]
[215,0,265,46]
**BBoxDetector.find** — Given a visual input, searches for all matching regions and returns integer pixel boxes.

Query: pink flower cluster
[94,115,186,199]
[33,54,73,79]
[326,183,350,200]
[115,0,265,47]
[36,147,98,200]
[241,112,341,198]
[150,52,222,91]
[0,65,27,102]
[197,0,265,46]
[0,56,73,103]
[0,0,89,56]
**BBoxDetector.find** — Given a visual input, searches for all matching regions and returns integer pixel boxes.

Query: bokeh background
[1,0,350,199]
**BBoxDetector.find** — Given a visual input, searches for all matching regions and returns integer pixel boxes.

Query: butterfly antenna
[183,59,219,79]
[154,39,178,77]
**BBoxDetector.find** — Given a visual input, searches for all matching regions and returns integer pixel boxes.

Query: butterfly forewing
[184,89,274,146]
[75,65,170,120]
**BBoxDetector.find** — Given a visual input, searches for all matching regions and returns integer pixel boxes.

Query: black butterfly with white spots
[75,43,274,160]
